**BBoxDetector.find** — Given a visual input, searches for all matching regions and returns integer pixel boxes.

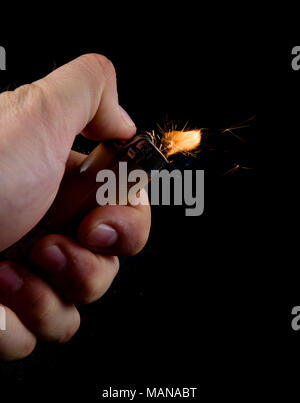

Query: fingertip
[82,103,136,141]
[118,105,136,129]
[0,306,37,361]
[57,308,81,343]
[78,204,151,256]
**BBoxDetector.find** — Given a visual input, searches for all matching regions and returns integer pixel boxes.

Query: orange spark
[161,129,202,157]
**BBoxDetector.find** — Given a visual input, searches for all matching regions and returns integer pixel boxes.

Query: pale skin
[0,54,151,360]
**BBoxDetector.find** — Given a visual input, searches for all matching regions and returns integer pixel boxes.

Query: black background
[0,8,292,402]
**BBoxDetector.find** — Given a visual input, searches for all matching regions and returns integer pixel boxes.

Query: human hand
[0,54,151,360]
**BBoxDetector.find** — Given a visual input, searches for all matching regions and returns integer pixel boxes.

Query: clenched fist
[0,54,151,360]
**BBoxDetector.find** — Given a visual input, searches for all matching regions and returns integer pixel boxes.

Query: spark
[160,129,202,157]
[221,116,255,142]
[223,163,254,176]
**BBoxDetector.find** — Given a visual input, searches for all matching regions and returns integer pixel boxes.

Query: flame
[161,129,202,157]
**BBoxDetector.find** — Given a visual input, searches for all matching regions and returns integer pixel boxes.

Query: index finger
[36,53,136,146]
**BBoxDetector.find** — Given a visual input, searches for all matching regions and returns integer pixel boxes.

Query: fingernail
[119,105,136,128]
[86,224,118,248]
[33,245,67,272]
[0,264,23,292]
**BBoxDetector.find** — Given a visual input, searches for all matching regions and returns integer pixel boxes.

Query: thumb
[37,53,136,143]
[1,53,136,163]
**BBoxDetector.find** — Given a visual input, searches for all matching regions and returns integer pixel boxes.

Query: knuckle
[0,80,69,169]
[0,83,48,122]
[79,53,116,80]
[20,337,37,358]
[25,283,79,342]
[1,82,64,172]
[16,83,48,121]
[26,287,56,331]
[124,215,151,256]
[77,274,104,304]
[76,257,119,304]
[125,236,148,256]
[58,310,80,343]
[0,340,36,361]
[104,255,120,275]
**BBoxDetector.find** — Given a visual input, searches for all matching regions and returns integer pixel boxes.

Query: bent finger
[0,305,36,361]
[0,261,80,343]
[35,53,136,150]
[30,234,119,305]
[77,189,151,256]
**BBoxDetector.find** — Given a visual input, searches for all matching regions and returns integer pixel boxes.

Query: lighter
[2,132,169,263]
